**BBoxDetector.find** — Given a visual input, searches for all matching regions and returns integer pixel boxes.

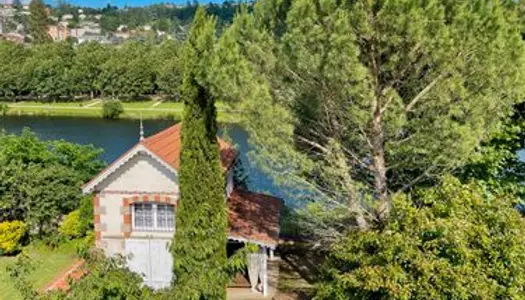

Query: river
[0,116,284,201]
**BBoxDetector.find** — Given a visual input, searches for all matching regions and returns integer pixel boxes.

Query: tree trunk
[349,197,368,231]
[347,175,368,231]
[371,103,390,223]
[90,90,94,99]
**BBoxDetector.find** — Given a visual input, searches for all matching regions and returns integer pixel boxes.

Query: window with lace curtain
[132,203,175,231]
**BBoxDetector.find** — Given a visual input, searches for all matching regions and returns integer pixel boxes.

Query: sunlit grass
[4,100,239,123]
[0,241,78,300]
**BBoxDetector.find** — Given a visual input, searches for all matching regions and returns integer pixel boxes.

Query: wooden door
[125,238,173,289]
[149,239,173,288]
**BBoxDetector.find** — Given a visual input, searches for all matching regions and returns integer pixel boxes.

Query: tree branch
[404,74,444,113]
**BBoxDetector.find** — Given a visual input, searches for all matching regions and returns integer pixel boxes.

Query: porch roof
[228,189,283,249]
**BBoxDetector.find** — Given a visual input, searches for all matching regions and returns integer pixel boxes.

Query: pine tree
[212,0,525,233]
[28,0,50,44]
[171,7,229,300]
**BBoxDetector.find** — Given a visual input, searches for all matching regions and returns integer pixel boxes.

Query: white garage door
[125,239,173,289]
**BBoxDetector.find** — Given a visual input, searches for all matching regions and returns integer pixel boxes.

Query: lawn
[10,101,96,107]
[0,241,78,300]
[120,100,158,109]
[3,100,240,123]
[155,101,184,110]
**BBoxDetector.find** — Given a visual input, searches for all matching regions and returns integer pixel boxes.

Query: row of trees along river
[0,40,185,100]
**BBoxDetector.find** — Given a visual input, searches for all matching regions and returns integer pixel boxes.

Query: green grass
[155,101,184,109]
[4,100,240,123]
[10,101,95,107]
[0,241,78,300]
[120,100,158,109]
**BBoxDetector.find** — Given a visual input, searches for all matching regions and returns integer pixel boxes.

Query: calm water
[0,116,284,201]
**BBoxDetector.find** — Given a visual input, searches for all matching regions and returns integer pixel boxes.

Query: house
[0,32,24,44]
[82,123,282,294]
[78,34,110,44]
[48,24,68,41]
[61,14,74,21]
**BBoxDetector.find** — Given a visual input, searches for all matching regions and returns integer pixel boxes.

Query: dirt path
[151,100,164,107]
[85,100,101,107]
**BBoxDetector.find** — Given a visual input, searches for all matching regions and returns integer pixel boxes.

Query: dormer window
[132,203,175,232]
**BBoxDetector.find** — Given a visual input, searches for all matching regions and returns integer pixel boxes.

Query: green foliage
[0,129,104,236]
[0,41,28,98]
[74,231,94,259]
[78,196,94,234]
[226,243,259,278]
[157,60,182,99]
[458,103,525,203]
[28,0,51,44]
[60,199,93,240]
[102,100,124,119]
[62,252,152,300]
[156,40,183,99]
[0,221,26,255]
[10,250,155,300]
[315,176,525,300]
[59,210,82,239]
[96,2,241,34]
[213,0,525,228]
[171,7,229,300]
[22,42,74,99]
[6,252,38,300]
[0,103,8,115]
[69,42,110,98]
[0,39,177,100]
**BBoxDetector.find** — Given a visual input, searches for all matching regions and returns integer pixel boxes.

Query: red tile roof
[142,123,237,171]
[228,189,283,247]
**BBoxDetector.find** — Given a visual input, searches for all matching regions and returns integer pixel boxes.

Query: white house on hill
[82,123,282,295]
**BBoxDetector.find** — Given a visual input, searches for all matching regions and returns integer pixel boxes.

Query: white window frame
[131,203,175,232]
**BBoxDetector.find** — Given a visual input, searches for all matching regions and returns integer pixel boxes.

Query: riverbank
[1,100,241,123]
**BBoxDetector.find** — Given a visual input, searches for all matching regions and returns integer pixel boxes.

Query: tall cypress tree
[28,0,51,44]
[171,7,229,300]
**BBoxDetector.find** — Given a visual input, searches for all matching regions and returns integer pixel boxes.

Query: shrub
[75,231,95,259]
[315,176,525,300]
[0,221,26,255]
[59,210,82,239]
[64,251,151,300]
[0,103,8,115]
[78,196,93,234]
[102,100,124,119]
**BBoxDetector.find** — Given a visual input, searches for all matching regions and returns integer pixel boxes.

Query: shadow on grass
[277,242,324,299]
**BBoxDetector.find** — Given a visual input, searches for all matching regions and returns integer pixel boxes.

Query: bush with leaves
[101,100,124,119]
[6,253,38,300]
[0,129,104,236]
[60,196,94,239]
[59,210,82,239]
[74,231,95,259]
[77,196,94,234]
[0,221,26,255]
[0,103,8,115]
[315,176,525,300]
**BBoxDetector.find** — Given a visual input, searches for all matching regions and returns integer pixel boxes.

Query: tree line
[0,40,183,100]
[51,1,242,34]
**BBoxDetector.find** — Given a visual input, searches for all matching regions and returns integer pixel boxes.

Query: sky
[43,0,224,8]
